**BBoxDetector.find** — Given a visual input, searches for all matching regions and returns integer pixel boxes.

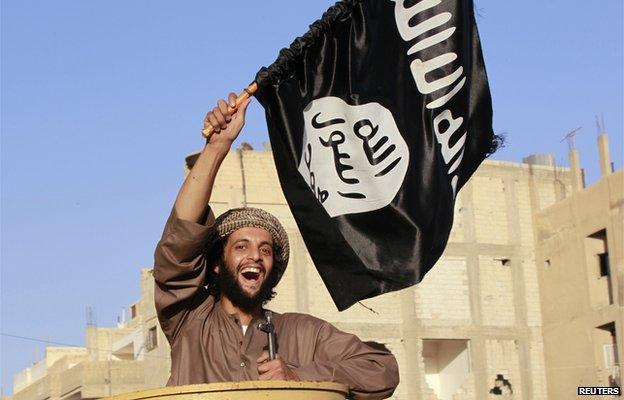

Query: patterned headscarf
[206,207,290,282]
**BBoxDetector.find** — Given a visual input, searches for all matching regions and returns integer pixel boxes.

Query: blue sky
[1,0,622,394]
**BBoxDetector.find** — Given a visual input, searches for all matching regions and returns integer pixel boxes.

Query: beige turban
[206,207,290,281]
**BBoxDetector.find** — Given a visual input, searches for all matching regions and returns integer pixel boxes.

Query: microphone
[257,310,276,360]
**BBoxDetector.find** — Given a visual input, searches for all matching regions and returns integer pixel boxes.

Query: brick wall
[480,256,515,327]
[415,257,471,324]
[473,177,509,245]
[485,339,522,399]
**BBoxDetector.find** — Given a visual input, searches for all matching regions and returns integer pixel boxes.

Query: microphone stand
[257,310,276,360]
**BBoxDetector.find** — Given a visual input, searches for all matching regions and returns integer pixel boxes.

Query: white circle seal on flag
[298,96,409,217]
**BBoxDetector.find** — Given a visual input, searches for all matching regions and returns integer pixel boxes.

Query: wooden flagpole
[201,82,258,139]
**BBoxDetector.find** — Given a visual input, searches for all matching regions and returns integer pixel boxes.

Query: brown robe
[154,209,399,399]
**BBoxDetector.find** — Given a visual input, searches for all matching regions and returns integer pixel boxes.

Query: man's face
[216,227,277,310]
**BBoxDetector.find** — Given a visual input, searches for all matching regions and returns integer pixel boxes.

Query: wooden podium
[107,381,349,400]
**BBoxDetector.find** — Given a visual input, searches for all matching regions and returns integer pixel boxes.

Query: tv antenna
[595,114,606,135]
[560,127,582,151]
[86,306,97,327]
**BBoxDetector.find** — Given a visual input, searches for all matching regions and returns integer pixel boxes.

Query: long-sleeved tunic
[153,209,399,399]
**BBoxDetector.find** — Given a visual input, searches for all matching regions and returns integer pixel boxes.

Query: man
[154,94,399,399]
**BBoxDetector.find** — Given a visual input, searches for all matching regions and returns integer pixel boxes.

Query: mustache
[217,262,278,312]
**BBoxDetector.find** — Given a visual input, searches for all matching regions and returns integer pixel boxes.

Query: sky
[1,0,622,394]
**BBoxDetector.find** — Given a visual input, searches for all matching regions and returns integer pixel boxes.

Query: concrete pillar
[598,133,612,177]
[504,178,532,400]
[461,182,490,399]
[293,233,310,314]
[399,289,423,399]
[568,150,583,192]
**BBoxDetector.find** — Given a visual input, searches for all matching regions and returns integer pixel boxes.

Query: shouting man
[154,94,399,399]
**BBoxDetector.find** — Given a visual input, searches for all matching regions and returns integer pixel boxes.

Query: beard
[217,261,278,313]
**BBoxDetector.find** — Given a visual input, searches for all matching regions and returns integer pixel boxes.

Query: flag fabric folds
[254,0,498,311]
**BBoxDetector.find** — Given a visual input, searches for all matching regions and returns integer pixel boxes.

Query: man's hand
[204,92,251,149]
[257,351,300,381]
[173,93,250,222]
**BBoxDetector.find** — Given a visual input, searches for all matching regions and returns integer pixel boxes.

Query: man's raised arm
[175,93,251,222]
[154,94,250,343]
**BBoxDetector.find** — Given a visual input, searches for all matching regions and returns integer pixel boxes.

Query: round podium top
[107,381,349,400]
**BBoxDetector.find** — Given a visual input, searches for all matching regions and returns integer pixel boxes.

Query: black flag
[254,0,498,311]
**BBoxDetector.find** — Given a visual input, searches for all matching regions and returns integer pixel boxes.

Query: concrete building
[189,145,568,400]
[12,136,621,400]
[12,270,169,400]
[534,133,622,399]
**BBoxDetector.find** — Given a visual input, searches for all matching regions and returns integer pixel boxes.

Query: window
[585,229,612,306]
[146,326,158,351]
[598,253,610,277]
[604,344,617,368]
[595,323,620,388]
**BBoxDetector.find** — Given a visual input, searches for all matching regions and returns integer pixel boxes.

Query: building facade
[12,269,169,399]
[534,134,622,399]
[13,136,621,400]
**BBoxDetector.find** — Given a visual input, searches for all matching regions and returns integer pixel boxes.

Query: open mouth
[240,266,263,282]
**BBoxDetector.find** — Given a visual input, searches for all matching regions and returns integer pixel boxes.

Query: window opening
[422,339,471,400]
